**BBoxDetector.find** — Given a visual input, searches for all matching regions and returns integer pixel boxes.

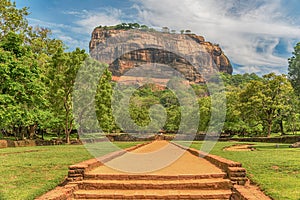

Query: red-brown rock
[89,27,233,84]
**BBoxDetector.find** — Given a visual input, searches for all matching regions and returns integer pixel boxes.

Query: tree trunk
[279,120,285,136]
[292,118,296,135]
[77,127,81,140]
[65,117,70,144]
[65,116,73,144]
[20,126,25,140]
[267,121,272,137]
[13,126,18,140]
[41,129,44,140]
[29,123,37,139]
[64,96,72,144]
[65,131,70,144]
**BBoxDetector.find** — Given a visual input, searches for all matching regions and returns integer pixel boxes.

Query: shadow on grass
[253,144,293,150]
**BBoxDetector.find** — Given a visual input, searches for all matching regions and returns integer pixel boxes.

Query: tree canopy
[288,42,300,96]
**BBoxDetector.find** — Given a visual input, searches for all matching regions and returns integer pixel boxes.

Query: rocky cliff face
[89,27,233,84]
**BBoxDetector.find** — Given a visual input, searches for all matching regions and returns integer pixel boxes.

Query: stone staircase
[72,172,233,199]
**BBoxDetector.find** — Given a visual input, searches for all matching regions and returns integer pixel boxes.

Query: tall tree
[0,32,49,139]
[48,48,87,143]
[239,73,294,137]
[0,0,29,37]
[95,68,116,133]
[288,42,300,96]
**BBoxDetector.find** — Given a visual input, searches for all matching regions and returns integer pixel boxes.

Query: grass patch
[0,142,143,200]
[180,141,300,200]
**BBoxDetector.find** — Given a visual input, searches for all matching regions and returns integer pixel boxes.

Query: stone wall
[0,140,8,148]
[0,139,82,148]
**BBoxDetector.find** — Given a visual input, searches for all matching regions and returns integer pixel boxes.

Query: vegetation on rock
[98,23,150,30]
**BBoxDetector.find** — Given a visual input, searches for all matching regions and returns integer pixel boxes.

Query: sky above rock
[15,0,300,75]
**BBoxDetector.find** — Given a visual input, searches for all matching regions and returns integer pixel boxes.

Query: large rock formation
[89,27,233,84]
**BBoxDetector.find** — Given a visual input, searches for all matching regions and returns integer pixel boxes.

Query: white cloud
[27,18,89,51]
[28,7,123,50]
[132,0,300,74]
[28,18,70,29]
[26,0,300,74]
[66,8,122,34]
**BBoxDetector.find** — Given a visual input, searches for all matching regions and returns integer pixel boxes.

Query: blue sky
[15,0,300,75]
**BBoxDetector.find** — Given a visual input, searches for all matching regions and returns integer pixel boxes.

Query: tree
[288,42,300,96]
[0,32,50,139]
[73,58,108,137]
[0,0,29,37]
[162,27,169,33]
[221,72,261,88]
[239,73,294,137]
[223,86,245,136]
[95,68,116,133]
[198,97,211,132]
[48,47,87,143]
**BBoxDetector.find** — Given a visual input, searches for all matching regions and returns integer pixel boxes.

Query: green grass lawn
[0,142,143,200]
[180,141,300,200]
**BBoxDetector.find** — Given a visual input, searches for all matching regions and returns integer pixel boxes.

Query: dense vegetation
[107,72,299,137]
[1,0,300,142]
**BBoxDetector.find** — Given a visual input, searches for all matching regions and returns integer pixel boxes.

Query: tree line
[96,71,300,138]
[0,0,104,143]
[1,0,300,142]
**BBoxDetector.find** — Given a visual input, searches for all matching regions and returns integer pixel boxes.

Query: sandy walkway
[224,144,255,151]
[89,141,224,175]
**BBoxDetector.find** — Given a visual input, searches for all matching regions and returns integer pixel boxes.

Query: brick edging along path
[170,142,271,200]
[67,142,153,182]
[37,140,271,200]
[36,141,152,200]
[170,142,247,185]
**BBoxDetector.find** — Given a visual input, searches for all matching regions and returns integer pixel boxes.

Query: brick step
[73,189,232,199]
[74,199,229,200]
[84,172,227,180]
[78,178,232,190]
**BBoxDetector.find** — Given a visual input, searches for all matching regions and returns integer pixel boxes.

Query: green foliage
[198,96,211,132]
[0,32,50,139]
[100,23,149,30]
[221,73,261,87]
[0,0,89,142]
[0,0,29,36]
[239,74,293,136]
[221,73,297,137]
[95,68,116,133]
[288,42,300,96]
[47,48,87,143]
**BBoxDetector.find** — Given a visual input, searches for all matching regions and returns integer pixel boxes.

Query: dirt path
[39,141,272,199]
[224,144,255,151]
[90,140,224,175]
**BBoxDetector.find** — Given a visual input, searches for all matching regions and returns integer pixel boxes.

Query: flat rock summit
[89,25,233,84]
